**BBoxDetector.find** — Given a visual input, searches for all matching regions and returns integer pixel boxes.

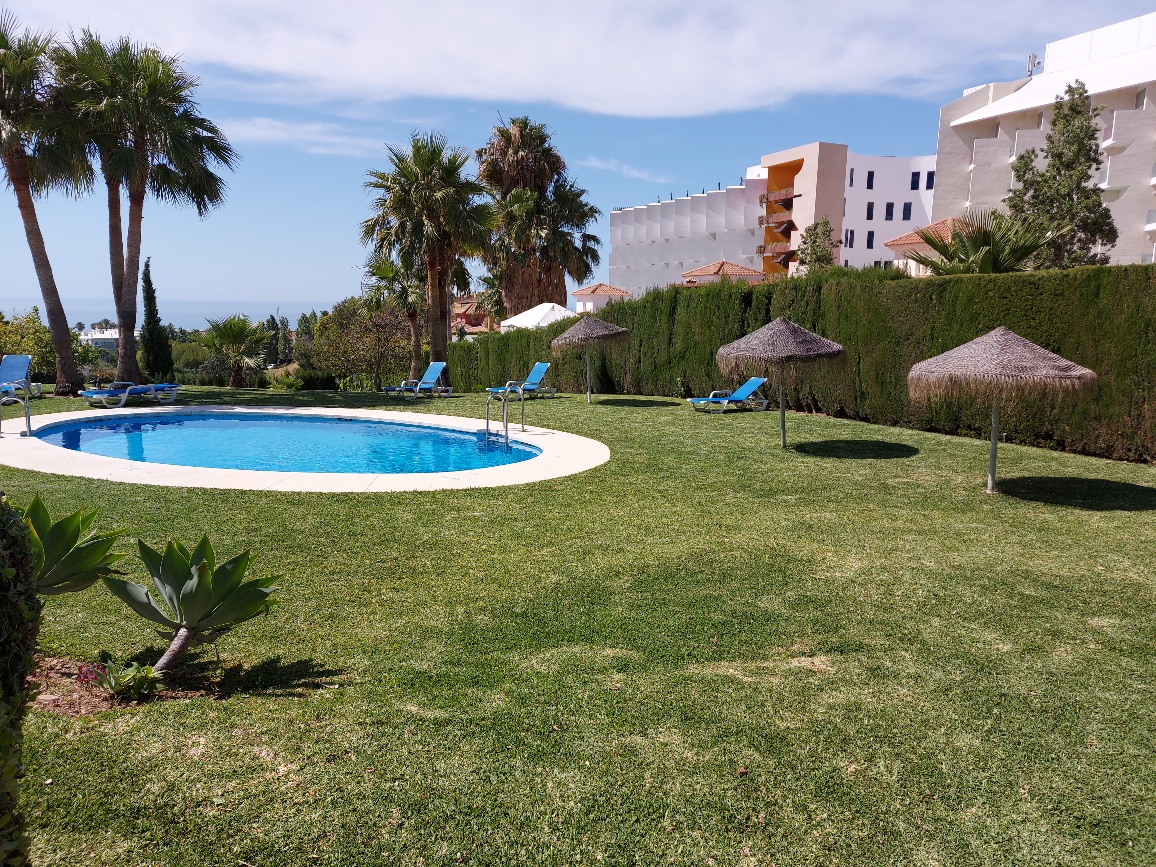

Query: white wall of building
[609,166,767,296]
[841,154,936,268]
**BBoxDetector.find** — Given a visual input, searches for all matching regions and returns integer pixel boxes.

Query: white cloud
[10,1,1154,118]
[578,157,669,184]
[217,117,386,156]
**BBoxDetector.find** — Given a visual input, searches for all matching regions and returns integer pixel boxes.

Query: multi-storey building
[608,143,934,296]
[932,11,1156,263]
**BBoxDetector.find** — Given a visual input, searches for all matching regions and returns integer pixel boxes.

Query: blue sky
[2,1,1151,328]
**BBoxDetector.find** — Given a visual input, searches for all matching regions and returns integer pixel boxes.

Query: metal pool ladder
[485,383,526,444]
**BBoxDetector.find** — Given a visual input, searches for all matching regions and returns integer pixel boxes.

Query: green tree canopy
[196,314,267,389]
[795,216,841,271]
[906,209,1062,275]
[1007,80,1117,268]
[138,258,174,380]
[312,296,409,391]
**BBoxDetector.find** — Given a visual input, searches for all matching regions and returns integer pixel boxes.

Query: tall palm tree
[907,209,1064,275]
[54,32,236,383]
[0,12,86,393]
[361,132,492,365]
[478,116,600,315]
[196,315,266,389]
[365,257,427,380]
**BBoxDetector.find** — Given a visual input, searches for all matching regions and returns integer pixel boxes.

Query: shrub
[77,655,163,702]
[0,492,39,866]
[105,537,279,673]
[18,494,125,595]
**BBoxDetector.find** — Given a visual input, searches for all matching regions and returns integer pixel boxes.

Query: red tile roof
[572,282,631,297]
[884,217,963,250]
[681,260,764,278]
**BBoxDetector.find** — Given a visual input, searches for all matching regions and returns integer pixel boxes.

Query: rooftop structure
[572,283,631,313]
[884,217,964,277]
[932,11,1156,264]
[681,260,764,284]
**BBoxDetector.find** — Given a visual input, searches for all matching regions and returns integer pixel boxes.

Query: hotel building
[932,12,1156,264]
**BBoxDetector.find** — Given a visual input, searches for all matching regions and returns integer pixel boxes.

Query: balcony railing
[762,241,792,254]
[760,187,798,206]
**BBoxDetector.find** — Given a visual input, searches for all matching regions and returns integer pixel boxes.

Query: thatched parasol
[551,316,630,403]
[908,326,1096,493]
[716,317,845,446]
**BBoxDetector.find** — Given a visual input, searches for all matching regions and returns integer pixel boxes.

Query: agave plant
[20,494,126,595]
[104,537,278,672]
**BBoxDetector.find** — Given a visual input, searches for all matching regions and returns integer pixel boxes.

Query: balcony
[760,187,799,206]
[758,212,795,228]
[1146,210,1156,239]
[762,241,792,254]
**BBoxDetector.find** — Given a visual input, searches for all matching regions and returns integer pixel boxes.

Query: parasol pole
[988,392,1000,494]
[586,351,592,404]
[778,365,786,448]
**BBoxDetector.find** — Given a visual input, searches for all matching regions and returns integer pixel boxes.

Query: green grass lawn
[4,387,1155,866]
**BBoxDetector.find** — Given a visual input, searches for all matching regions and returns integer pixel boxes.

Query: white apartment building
[609,143,934,296]
[608,168,768,296]
[932,12,1156,264]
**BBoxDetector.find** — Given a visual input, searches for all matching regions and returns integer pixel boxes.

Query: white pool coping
[0,405,610,492]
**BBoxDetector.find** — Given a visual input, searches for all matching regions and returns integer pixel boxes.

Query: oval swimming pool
[36,412,540,474]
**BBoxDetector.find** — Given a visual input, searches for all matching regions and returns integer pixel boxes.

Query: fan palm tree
[478,117,600,315]
[196,315,267,389]
[365,257,427,379]
[54,32,236,383]
[0,12,86,393]
[361,132,492,365]
[907,209,1064,275]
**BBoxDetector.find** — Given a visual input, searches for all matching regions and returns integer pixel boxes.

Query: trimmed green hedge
[448,266,1156,461]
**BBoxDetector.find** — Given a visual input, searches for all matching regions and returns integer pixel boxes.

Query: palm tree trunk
[2,150,84,395]
[407,312,423,380]
[425,251,447,364]
[229,359,245,389]
[154,627,196,673]
[115,169,146,384]
[102,159,126,303]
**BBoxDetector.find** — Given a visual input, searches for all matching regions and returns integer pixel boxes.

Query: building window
[866,170,875,190]
[849,168,854,187]
[866,202,874,220]
[926,171,935,190]
[1137,88,1148,111]
[844,259,849,267]
[1036,111,1044,129]
[885,202,894,221]
[866,230,874,249]
[910,171,920,190]
[902,202,912,221]
[847,229,855,249]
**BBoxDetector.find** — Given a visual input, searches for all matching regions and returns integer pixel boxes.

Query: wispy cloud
[578,157,669,184]
[216,117,386,156]
[13,2,1151,118]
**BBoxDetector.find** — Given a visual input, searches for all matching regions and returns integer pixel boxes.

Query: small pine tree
[277,315,292,365]
[795,216,842,271]
[0,492,40,866]
[1007,80,1118,268]
[139,259,174,381]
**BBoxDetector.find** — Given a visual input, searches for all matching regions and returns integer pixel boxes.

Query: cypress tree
[1007,80,1118,268]
[277,315,292,365]
[263,315,279,367]
[139,259,174,381]
[0,492,40,866]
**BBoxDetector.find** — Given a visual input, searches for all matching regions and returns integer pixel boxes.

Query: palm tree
[365,257,427,380]
[907,209,1063,275]
[0,12,86,394]
[478,116,600,315]
[196,315,266,389]
[54,32,236,383]
[361,132,492,365]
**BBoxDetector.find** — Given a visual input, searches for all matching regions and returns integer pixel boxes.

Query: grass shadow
[596,397,679,408]
[792,439,919,460]
[140,653,347,698]
[997,476,1156,511]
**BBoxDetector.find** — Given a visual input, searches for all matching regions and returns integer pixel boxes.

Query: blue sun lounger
[486,361,556,400]
[0,354,33,436]
[687,376,769,413]
[79,381,180,408]
[381,361,451,399]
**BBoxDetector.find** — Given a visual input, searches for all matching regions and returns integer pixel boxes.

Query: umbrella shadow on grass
[997,476,1156,511]
[792,439,919,460]
[133,651,347,698]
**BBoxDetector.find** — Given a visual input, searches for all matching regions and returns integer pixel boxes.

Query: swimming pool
[1,406,610,492]
[37,412,540,474]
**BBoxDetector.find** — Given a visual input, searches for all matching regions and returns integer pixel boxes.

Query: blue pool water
[37,413,540,474]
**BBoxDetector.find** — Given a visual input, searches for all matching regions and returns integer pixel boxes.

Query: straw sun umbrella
[908,326,1096,493]
[551,316,630,403]
[716,317,845,447]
